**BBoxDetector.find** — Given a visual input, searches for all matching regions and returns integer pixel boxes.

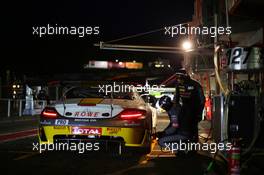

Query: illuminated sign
[125,62,143,69]
[84,60,143,69]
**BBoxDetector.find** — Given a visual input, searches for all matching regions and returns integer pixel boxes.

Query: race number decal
[55,119,69,126]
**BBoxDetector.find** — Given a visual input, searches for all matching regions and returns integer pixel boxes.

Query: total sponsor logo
[72,127,102,135]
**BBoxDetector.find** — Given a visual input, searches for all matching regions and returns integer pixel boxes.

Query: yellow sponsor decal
[79,98,103,105]
[107,128,121,134]
[53,126,67,129]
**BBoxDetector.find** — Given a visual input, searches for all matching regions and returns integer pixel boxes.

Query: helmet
[159,95,173,111]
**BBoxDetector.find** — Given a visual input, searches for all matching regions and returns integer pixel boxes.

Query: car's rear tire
[139,145,151,154]
[123,145,151,155]
[123,135,152,155]
[140,131,152,154]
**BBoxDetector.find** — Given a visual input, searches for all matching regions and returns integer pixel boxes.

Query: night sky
[3,0,194,76]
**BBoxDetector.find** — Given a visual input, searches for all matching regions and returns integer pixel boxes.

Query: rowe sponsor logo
[72,127,102,135]
[74,111,100,117]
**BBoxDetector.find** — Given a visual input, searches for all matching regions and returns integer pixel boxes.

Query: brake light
[41,108,59,118]
[119,109,146,120]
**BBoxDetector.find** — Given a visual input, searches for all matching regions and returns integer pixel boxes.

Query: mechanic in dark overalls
[158,72,205,148]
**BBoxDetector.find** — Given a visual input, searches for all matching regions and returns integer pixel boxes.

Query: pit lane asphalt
[0,115,227,175]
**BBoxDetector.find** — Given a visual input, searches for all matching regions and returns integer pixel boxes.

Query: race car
[38,87,155,154]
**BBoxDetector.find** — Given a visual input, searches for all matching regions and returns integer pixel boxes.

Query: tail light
[41,107,59,119]
[119,109,146,120]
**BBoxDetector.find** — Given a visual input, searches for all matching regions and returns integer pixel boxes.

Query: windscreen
[64,87,134,100]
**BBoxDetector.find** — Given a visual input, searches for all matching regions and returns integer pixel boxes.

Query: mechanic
[158,71,205,148]
[157,95,181,137]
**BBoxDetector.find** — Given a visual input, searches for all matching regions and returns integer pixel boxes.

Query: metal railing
[0,98,54,118]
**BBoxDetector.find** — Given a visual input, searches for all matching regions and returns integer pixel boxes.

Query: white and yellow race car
[38,87,155,154]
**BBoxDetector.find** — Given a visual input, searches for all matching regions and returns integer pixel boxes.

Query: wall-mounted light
[182,40,192,51]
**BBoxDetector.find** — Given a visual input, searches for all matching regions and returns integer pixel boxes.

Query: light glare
[182,40,192,51]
